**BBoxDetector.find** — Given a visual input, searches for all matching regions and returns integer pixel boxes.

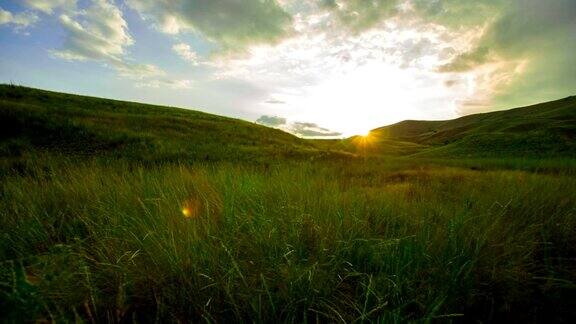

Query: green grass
[3,84,574,161]
[0,85,346,163]
[1,157,575,322]
[0,85,575,322]
[363,95,576,157]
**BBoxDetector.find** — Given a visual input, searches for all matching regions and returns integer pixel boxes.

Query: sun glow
[352,130,377,150]
[281,62,455,137]
[220,19,476,137]
[358,129,372,137]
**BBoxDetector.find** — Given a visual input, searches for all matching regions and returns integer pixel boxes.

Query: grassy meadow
[1,86,575,322]
[1,156,575,322]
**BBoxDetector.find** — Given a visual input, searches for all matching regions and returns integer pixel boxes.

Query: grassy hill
[2,84,574,162]
[0,85,340,163]
[1,85,575,322]
[361,96,576,157]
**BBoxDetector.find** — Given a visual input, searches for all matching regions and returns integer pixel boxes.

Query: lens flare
[182,207,193,218]
[181,197,202,218]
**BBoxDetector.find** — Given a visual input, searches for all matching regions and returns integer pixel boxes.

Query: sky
[0,0,575,137]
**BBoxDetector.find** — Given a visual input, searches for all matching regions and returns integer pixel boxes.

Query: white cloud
[10,0,568,133]
[111,60,164,80]
[23,0,77,14]
[136,79,193,89]
[205,12,474,135]
[52,0,133,61]
[172,43,199,65]
[0,7,38,31]
[49,0,191,89]
[432,0,576,110]
[112,60,192,89]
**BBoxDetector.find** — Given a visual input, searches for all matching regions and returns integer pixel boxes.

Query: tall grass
[1,158,575,322]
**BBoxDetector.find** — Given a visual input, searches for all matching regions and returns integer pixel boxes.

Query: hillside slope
[0,85,335,162]
[2,85,574,161]
[366,96,576,157]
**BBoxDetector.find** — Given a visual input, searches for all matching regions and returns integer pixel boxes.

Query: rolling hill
[1,84,574,161]
[0,85,339,163]
[347,96,576,157]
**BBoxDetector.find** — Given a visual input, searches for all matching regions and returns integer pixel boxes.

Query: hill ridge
[363,95,575,157]
[373,95,576,134]
[0,84,341,162]
[1,84,574,159]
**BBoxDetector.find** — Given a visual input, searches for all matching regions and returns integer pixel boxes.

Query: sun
[358,129,371,137]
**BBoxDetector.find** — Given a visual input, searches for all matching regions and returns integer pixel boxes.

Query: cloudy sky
[1,0,575,137]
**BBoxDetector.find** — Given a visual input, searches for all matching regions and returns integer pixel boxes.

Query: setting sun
[358,129,372,137]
